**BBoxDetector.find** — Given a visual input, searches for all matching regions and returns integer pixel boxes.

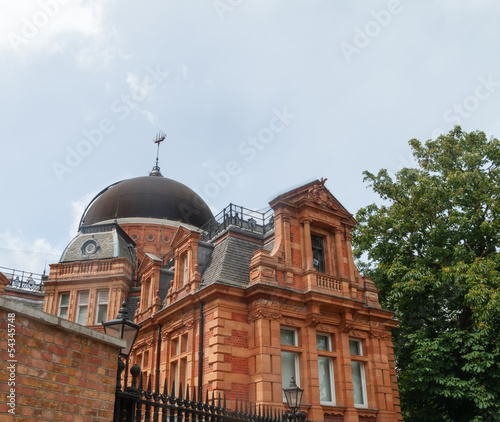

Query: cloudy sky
[1,0,500,275]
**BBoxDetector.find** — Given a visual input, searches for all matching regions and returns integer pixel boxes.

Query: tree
[352,127,500,422]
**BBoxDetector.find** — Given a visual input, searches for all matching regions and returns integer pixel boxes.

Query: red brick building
[14,166,401,421]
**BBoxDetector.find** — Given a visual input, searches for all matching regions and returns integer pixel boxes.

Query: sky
[1,0,500,276]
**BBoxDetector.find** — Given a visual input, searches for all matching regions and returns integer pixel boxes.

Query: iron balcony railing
[1,266,46,293]
[200,204,274,242]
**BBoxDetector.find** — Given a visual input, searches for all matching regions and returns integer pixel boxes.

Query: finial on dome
[149,131,166,177]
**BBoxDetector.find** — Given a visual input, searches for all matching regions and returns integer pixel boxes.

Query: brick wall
[0,297,125,422]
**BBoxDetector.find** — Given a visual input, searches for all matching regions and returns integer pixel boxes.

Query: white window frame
[318,356,336,405]
[76,291,89,325]
[316,333,332,351]
[58,293,70,319]
[182,254,188,286]
[281,351,300,401]
[280,327,298,346]
[281,327,300,402]
[171,361,179,395]
[349,339,368,408]
[95,289,109,324]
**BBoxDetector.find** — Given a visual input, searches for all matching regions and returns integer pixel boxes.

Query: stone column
[302,219,314,270]
[345,230,355,282]
[334,227,345,278]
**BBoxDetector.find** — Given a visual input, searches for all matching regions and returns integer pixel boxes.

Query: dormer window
[179,253,188,286]
[311,235,325,273]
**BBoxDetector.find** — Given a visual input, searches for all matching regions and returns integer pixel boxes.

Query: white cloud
[0,231,61,275]
[125,72,160,125]
[0,0,117,65]
[70,191,98,236]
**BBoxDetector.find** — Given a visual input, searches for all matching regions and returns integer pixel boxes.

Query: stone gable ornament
[308,179,337,210]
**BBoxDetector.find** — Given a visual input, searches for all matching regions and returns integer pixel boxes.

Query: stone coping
[0,296,126,350]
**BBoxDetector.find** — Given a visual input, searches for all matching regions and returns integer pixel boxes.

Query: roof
[201,235,262,288]
[59,224,135,263]
[81,176,214,228]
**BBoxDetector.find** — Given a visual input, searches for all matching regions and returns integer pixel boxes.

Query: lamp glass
[103,316,140,356]
[283,377,304,410]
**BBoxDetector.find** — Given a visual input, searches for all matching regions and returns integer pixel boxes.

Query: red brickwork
[0,298,123,422]
[224,330,249,348]
[223,355,248,374]
[226,382,249,402]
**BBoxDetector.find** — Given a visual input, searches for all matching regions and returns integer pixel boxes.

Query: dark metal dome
[80,176,213,228]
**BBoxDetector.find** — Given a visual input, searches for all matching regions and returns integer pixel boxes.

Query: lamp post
[103,301,141,389]
[283,377,305,422]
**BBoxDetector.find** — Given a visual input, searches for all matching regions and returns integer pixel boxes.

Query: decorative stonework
[247,309,281,322]
[250,298,306,314]
[369,330,391,340]
[307,180,338,210]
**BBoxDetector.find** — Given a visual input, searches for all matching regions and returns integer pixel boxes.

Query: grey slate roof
[201,236,261,288]
[125,292,141,318]
[60,227,134,264]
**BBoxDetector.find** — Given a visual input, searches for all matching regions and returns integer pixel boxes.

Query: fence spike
[147,374,152,394]
[244,400,248,415]
[212,390,215,407]
[218,392,221,408]
[192,385,197,402]
[223,394,227,411]
[137,371,143,392]
[179,382,183,400]
[258,403,261,417]
[163,378,168,396]
[235,397,239,413]
[205,389,209,405]
[171,379,176,398]
[186,384,190,401]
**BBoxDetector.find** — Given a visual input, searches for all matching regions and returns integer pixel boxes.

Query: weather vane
[150,131,166,176]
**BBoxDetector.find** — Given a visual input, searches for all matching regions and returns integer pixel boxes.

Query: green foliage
[352,127,500,421]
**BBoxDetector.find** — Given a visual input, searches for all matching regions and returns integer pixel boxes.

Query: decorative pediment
[269,179,356,226]
[138,252,162,271]
[170,225,200,249]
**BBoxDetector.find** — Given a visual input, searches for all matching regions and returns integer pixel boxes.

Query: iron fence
[114,362,304,422]
[1,266,45,292]
[200,204,274,242]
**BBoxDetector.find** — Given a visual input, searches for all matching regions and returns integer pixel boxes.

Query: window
[169,334,190,397]
[171,361,178,395]
[281,328,300,400]
[316,334,331,351]
[95,290,109,324]
[317,334,335,405]
[349,339,367,407]
[180,334,188,353]
[281,328,298,346]
[311,235,325,273]
[76,291,89,325]
[182,255,188,285]
[318,357,335,404]
[58,293,70,319]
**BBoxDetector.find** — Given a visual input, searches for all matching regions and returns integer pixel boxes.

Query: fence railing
[1,266,45,293]
[200,204,274,242]
[114,362,304,422]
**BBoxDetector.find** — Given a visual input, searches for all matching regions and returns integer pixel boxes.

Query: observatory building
[5,145,401,422]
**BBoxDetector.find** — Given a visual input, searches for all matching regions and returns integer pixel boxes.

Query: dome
[81,176,213,228]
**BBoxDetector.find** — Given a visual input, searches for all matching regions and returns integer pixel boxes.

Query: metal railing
[114,362,304,422]
[1,266,45,293]
[200,204,274,242]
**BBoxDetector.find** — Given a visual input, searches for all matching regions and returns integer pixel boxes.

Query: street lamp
[283,377,305,422]
[103,301,141,388]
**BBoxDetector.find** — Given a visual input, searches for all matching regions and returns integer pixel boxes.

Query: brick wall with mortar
[0,296,125,422]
